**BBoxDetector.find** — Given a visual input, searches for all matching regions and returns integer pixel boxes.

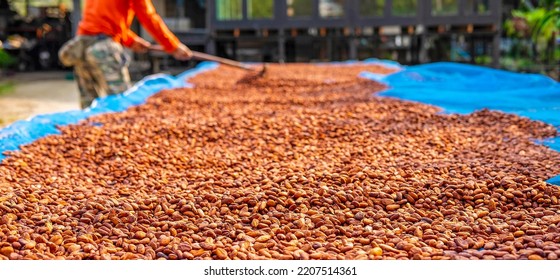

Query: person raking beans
[59,0,193,109]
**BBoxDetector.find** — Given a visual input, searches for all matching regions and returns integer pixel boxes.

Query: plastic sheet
[0,61,218,161]
[549,175,560,186]
[361,62,560,185]
[361,63,560,121]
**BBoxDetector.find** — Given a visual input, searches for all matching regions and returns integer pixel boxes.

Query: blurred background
[0,0,558,126]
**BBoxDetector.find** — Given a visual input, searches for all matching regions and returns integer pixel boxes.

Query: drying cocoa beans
[0,63,559,260]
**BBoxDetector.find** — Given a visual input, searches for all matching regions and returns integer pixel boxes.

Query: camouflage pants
[59,35,131,109]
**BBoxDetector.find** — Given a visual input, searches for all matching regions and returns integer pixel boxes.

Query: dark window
[165,0,179,17]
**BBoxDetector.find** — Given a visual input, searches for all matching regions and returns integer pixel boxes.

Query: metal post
[276,0,287,62]
[491,31,500,68]
[384,0,392,17]
[349,36,358,60]
[326,34,333,61]
[205,0,216,55]
[459,0,467,16]
[469,34,475,64]
[278,29,286,63]
[312,0,319,19]
[416,24,428,63]
[71,0,81,35]
[242,0,247,20]
[177,0,185,18]
[347,0,358,61]
[491,1,502,68]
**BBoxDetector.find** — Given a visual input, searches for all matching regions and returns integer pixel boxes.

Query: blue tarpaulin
[360,62,560,185]
[361,62,560,126]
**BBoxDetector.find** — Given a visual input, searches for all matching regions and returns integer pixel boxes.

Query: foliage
[216,0,242,20]
[290,0,314,17]
[8,0,74,16]
[0,49,16,68]
[506,0,560,40]
[431,0,458,15]
[216,0,274,20]
[248,0,273,19]
[505,9,556,40]
[503,0,558,66]
[392,0,417,16]
[474,55,492,65]
[0,81,15,96]
[533,0,560,40]
[360,0,385,17]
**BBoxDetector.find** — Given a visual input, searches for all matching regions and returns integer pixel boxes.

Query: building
[72,0,503,67]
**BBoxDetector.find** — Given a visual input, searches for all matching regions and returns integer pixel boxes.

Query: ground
[0,62,186,129]
[0,71,80,128]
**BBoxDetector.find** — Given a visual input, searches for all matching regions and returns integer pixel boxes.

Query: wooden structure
[205,0,501,66]
[71,0,503,67]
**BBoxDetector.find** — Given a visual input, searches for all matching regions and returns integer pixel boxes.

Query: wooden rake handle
[149,45,256,71]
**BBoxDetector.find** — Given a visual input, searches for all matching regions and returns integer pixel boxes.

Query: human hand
[131,37,151,53]
[172,43,193,60]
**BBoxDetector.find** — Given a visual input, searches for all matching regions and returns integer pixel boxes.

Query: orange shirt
[77,0,180,52]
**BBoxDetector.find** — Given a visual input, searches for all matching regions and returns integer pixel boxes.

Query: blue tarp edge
[360,62,560,185]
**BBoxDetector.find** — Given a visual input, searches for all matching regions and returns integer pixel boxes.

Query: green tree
[432,0,458,15]
[360,0,385,17]
[0,49,16,68]
[392,0,417,16]
[533,0,559,39]
[288,0,313,17]
[248,0,273,19]
[216,0,242,20]
[503,0,559,76]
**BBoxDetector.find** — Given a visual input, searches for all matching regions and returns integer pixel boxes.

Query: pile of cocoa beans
[0,63,559,260]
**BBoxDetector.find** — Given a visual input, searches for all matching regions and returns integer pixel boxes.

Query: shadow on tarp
[0,61,218,161]
[360,62,560,185]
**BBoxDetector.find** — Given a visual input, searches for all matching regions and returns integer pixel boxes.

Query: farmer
[59,0,193,108]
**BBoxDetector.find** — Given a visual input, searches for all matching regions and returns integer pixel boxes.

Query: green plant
[216,0,243,20]
[503,0,559,66]
[474,55,492,65]
[248,0,273,19]
[392,0,417,16]
[360,0,385,17]
[507,9,556,41]
[0,81,15,96]
[533,0,560,40]
[0,49,16,68]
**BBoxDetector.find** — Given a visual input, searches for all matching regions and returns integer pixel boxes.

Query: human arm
[122,29,151,53]
[131,0,181,53]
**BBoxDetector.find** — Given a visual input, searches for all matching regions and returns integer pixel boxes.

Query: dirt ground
[0,63,190,129]
[0,71,80,128]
